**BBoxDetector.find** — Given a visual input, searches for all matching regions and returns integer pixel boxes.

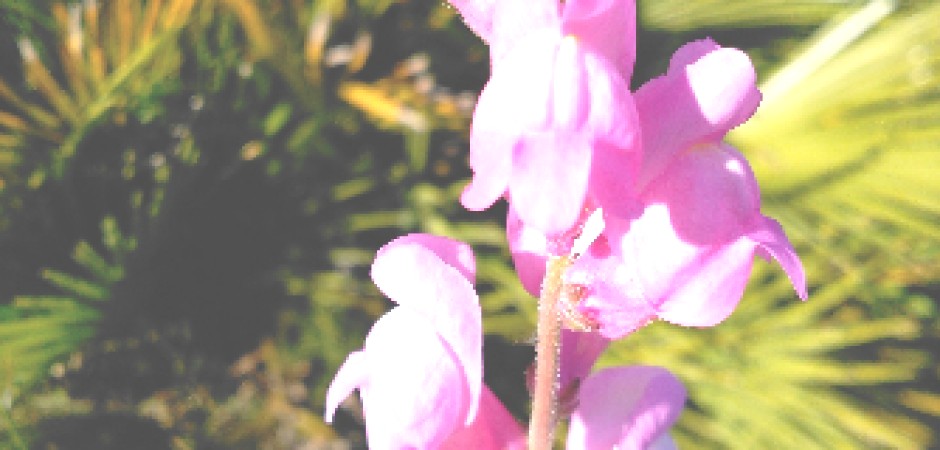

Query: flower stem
[529,255,572,450]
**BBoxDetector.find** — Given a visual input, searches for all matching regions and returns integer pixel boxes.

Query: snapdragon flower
[453,0,641,236]
[325,234,686,449]
[510,40,807,339]
[324,234,489,448]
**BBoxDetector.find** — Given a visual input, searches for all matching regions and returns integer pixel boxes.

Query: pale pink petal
[360,308,471,448]
[568,234,658,339]
[447,0,497,41]
[686,46,761,130]
[614,200,756,327]
[507,206,549,297]
[749,217,808,300]
[370,235,482,421]
[509,132,592,236]
[636,41,761,187]
[463,32,559,212]
[652,237,756,326]
[442,387,526,450]
[571,42,640,152]
[561,0,637,81]
[378,233,476,284]
[568,366,686,450]
[490,0,561,64]
[460,138,512,212]
[324,350,367,423]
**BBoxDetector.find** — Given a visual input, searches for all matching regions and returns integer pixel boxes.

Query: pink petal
[667,38,720,72]
[442,387,527,450]
[589,141,641,219]
[559,330,610,389]
[568,366,686,450]
[507,205,549,297]
[370,235,483,421]
[613,143,767,326]
[360,308,471,448]
[635,41,761,187]
[504,36,638,235]
[462,32,559,213]
[567,40,640,152]
[447,0,498,41]
[570,251,656,339]
[509,132,592,236]
[562,0,637,82]
[642,144,760,245]
[568,234,658,339]
[652,236,757,327]
[490,0,561,64]
[614,203,756,327]
[377,233,476,284]
[749,217,808,300]
[324,350,367,423]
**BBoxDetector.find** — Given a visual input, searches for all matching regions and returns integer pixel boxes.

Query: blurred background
[0,0,938,448]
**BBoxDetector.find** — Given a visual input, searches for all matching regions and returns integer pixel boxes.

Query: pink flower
[442,387,526,450]
[324,234,687,449]
[568,366,686,450]
[324,234,486,448]
[451,0,641,236]
[510,40,807,339]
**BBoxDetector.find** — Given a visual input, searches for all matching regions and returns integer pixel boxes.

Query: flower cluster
[325,0,806,448]
[325,235,685,449]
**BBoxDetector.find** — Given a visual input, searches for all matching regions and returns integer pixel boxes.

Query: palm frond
[604,261,932,448]
[0,216,133,394]
[639,0,860,30]
[734,1,940,283]
[0,0,197,180]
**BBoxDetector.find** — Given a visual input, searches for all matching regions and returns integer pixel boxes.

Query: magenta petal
[750,217,808,300]
[370,234,482,421]
[667,37,720,72]
[568,366,686,450]
[324,350,367,423]
[360,308,471,448]
[507,206,549,297]
[636,41,761,186]
[561,0,636,81]
[643,144,760,245]
[509,133,591,236]
[589,142,641,219]
[442,387,526,450]
[559,330,610,389]
[448,0,497,41]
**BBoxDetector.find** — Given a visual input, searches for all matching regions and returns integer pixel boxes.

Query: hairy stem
[528,255,572,450]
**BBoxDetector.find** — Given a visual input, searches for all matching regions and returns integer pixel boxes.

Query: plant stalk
[528,255,572,450]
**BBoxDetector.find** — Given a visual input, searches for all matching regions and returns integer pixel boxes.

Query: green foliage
[640,0,860,30]
[0,216,133,415]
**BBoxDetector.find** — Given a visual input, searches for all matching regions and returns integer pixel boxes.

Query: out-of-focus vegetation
[0,0,937,448]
